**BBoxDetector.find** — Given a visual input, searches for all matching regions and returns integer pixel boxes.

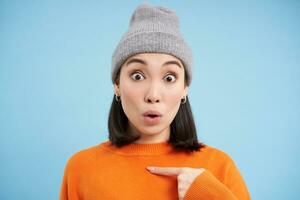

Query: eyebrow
[125,58,182,69]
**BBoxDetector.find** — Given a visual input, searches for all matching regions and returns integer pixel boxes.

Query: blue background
[1,0,299,199]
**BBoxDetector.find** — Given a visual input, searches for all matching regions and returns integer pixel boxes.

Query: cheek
[165,91,182,114]
[122,80,143,100]
[120,82,142,116]
[167,90,182,104]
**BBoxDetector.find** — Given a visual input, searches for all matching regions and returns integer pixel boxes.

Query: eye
[130,72,145,81]
[164,74,177,83]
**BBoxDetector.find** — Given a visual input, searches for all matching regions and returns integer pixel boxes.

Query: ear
[184,86,189,97]
[114,83,120,96]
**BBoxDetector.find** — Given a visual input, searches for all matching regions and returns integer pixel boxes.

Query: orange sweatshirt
[60,140,251,200]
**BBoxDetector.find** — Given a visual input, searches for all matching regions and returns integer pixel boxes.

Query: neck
[128,123,171,144]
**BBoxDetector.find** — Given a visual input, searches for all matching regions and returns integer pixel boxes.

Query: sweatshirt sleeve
[183,159,251,200]
[59,156,81,200]
[59,165,68,200]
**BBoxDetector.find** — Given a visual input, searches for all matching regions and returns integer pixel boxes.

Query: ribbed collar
[99,140,175,156]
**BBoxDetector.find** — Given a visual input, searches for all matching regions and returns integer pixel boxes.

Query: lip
[143,115,161,125]
[142,110,162,117]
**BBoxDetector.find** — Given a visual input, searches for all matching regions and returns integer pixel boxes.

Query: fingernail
[147,167,155,171]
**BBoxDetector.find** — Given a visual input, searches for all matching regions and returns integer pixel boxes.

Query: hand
[146,166,205,200]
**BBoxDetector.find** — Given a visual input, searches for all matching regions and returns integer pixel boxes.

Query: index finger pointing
[147,167,181,176]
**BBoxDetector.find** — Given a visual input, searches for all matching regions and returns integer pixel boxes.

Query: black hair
[107,65,206,153]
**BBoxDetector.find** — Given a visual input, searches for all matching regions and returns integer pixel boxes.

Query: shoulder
[63,142,104,171]
[197,144,235,166]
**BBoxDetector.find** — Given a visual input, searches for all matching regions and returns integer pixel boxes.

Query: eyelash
[130,71,178,82]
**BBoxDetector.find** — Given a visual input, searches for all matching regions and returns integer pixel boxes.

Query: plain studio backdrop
[0,0,299,199]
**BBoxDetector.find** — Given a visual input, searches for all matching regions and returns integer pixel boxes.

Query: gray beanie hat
[111,3,193,85]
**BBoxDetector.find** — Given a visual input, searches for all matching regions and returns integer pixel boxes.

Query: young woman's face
[114,53,188,144]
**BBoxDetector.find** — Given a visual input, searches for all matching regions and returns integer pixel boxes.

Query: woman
[60,3,251,200]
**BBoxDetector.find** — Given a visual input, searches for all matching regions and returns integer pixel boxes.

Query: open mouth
[147,114,159,118]
[143,114,161,125]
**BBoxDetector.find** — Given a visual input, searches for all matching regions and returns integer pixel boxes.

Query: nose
[144,80,161,104]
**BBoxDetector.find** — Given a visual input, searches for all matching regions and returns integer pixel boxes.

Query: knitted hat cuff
[111,31,193,86]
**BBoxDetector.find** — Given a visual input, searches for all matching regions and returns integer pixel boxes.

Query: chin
[136,126,164,135]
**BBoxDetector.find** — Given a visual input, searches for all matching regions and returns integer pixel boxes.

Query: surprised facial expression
[114,53,188,143]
